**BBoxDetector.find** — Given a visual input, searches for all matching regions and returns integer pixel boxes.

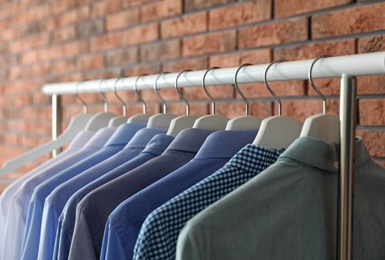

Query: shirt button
[333,161,339,168]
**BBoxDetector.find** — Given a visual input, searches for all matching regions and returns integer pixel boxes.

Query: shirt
[21,125,130,260]
[2,127,114,260]
[101,130,257,260]
[176,137,385,260]
[54,130,170,260]
[37,123,146,260]
[68,128,213,260]
[0,130,94,259]
[134,144,282,260]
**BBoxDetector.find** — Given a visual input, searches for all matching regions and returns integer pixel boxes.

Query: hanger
[146,72,177,128]
[192,67,229,130]
[300,56,340,143]
[0,81,94,175]
[108,77,131,126]
[166,70,198,136]
[127,74,152,123]
[225,63,263,130]
[253,60,302,149]
[84,79,117,131]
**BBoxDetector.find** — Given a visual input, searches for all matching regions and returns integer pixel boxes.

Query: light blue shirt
[68,128,214,260]
[100,130,257,260]
[36,123,146,260]
[176,137,385,260]
[0,130,94,260]
[133,144,282,259]
[53,129,169,260]
[20,125,132,260]
[3,127,113,260]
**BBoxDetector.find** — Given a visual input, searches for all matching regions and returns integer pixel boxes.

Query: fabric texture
[68,128,213,260]
[100,130,257,260]
[21,126,126,260]
[54,131,171,260]
[36,123,146,260]
[133,144,282,260]
[176,137,385,260]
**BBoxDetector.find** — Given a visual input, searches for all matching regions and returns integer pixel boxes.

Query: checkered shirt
[133,144,283,260]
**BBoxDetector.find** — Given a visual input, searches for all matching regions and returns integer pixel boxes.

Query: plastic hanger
[166,70,198,136]
[146,72,177,128]
[108,77,131,126]
[253,60,302,149]
[0,81,94,176]
[192,67,229,130]
[84,80,117,131]
[225,63,263,130]
[300,55,340,144]
[127,74,152,124]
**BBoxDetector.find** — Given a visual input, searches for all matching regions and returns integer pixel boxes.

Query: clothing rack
[40,51,382,260]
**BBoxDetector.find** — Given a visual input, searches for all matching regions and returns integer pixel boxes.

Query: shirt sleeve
[176,221,202,260]
[100,217,126,260]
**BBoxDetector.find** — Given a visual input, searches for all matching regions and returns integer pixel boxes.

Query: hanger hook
[175,69,192,115]
[113,77,127,116]
[264,60,285,116]
[98,79,109,112]
[135,74,148,114]
[74,80,88,114]
[202,67,220,115]
[308,55,331,114]
[234,63,252,116]
[154,72,170,114]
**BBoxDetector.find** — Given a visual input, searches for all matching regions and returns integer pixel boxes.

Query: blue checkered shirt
[133,144,283,259]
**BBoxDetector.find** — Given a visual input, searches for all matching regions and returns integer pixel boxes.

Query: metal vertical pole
[51,94,62,157]
[338,74,356,260]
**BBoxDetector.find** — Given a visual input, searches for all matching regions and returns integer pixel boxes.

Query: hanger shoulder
[127,114,152,124]
[192,115,229,131]
[253,116,301,150]
[300,114,340,144]
[108,116,130,127]
[225,115,263,130]
[0,113,93,175]
[166,115,198,137]
[147,113,178,129]
[85,112,117,131]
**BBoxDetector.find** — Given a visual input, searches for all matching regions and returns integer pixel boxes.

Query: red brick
[358,131,385,157]
[359,99,385,126]
[50,0,77,14]
[106,8,140,31]
[106,47,139,67]
[239,17,308,49]
[141,0,182,22]
[62,40,88,57]
[123,64,161,77]
[92,0,122,17]
[77,19,104,38]
[209,49,271,68]
[50,25,77,42]
[163,57,208,72]
[183,30,236,57]
[161,11,207,39]
[44,5,90,30]
[123,23,159,46]
[90,32,122,51]
[12,4,49,25]
[183,84,234,102]
[31,62,52,76]
[312,2,385,39]
[216,101,273,119]
[10,33,49,53]
[184,0,236,12]
[140,40,180,62]
[20,50,39,65]
[275,0,351,18]
[357,75,385,95]
[78,54,105,70]
[209,0,271,30]
[358,34,385,53]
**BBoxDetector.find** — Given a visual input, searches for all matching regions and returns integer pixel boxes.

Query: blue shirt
[0,130,94,260]
[68,128,214,260]
[20,124,134,260]
[176,137,385,260]
[3,127,113,260]
[100,130,257,260]
[36,123,146,260]
[133,144,283,260]
[53,130,170,260]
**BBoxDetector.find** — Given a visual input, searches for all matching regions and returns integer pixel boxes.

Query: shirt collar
[165,128,214,153]
[142,134,175,155]
[84,127,117,148]
[279,136,371,172]
[125,127,167,149]
[195,130,257,159]
[104,123,146,146]
[69,130,95,149]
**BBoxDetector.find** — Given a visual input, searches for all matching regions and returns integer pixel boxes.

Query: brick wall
[1,0,385,188]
